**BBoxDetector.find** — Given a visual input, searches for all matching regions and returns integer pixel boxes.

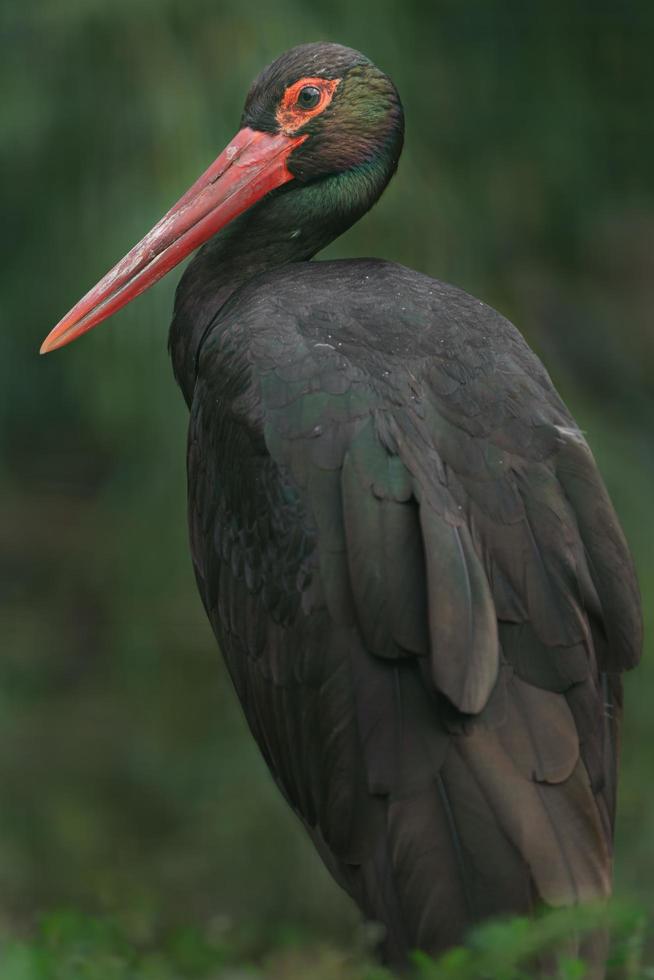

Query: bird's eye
[296,85,321,110]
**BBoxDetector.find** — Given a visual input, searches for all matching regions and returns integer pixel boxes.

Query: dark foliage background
[2,0,653,960]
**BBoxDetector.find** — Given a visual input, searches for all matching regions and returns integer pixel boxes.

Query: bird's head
[41,42,404,354]
[242,43,404,182]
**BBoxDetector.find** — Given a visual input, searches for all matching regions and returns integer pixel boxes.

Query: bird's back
[185,259,642,972]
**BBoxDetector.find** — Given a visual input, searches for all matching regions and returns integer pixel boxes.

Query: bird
[41,42,642,973]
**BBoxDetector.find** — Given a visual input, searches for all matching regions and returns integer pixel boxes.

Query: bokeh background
[2,0,653,958]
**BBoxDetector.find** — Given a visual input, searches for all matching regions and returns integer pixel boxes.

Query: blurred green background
[1,0,653,960]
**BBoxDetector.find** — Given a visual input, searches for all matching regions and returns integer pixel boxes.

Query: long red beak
[40,127,305,354]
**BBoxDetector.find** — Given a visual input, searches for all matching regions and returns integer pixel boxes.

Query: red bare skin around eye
[276,77,341,133]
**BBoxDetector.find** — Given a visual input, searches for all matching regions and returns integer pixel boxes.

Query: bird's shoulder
[199,257,568,435]
[200,257,584,481]
[213,257,532,362]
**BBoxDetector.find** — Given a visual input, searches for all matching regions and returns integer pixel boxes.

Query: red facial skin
[276,78,340,133]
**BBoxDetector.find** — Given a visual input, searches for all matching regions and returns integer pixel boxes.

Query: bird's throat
[168,168,389,404]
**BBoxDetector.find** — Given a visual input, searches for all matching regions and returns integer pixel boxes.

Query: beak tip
[40,326,66,354]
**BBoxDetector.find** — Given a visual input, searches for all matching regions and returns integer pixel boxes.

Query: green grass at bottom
[0,903,649,980]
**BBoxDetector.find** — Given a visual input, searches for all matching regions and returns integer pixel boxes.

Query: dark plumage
[183,259,640,971]
[45,41,642,976]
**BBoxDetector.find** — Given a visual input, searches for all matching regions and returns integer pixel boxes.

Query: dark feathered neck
[168,156,398,405]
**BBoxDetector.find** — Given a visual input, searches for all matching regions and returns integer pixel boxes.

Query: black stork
[41,42,642,972]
